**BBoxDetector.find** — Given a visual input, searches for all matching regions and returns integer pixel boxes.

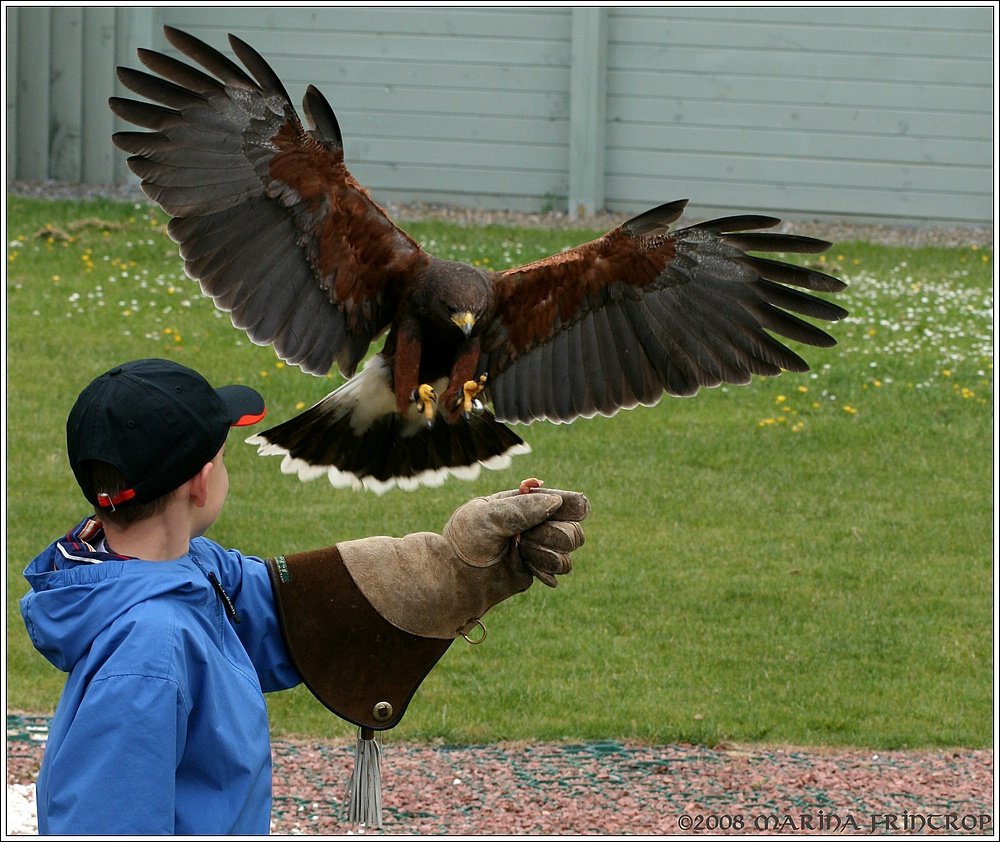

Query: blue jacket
[20,518,302,835]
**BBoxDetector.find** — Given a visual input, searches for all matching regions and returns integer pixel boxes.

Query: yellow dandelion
[775,395,786,404]
[843,405,858,415]
[797,385,808,393]
[295,401,306,410]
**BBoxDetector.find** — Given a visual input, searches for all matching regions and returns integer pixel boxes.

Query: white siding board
[606,176,990,226]
[281,76,570,121]
[606,121,990,169]
[352,138,566,173]
[640,6,990,31]
[607,95,993,143]
[162,6,570,40]
[361,165,568,211]
[607,64,989,113]
[609,149,986,196]
[343,112,563,146]
[285,59,570,95]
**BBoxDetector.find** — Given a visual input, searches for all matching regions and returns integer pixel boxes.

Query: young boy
[20,358,588,834]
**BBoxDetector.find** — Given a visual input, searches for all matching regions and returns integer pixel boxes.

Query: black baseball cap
[67,358,266,509]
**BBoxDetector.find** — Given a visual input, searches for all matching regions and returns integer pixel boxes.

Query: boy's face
[193,444,230,538]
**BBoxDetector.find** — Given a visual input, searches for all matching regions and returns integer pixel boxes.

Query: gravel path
[7,179,993,249]
[6,713,993,836]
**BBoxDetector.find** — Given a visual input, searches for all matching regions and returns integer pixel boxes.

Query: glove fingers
[519,521,580,588]
[483,492,564,535]
[488,487,591,523]
[446,493,562,566]
[520,548,571,589]
[529,489,590,522]
[520,520,585,553]
[520,544,573,576]
[525,564,560,589]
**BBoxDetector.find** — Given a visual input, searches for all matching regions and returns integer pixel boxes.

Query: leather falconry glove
[266,486,589,731]
[339,486,589,639]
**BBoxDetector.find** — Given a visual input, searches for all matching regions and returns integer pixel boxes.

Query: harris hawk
[110,26,848,494]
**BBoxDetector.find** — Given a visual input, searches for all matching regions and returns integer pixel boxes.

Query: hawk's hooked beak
[450,311,477,336]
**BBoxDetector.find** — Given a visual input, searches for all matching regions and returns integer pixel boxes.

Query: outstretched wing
[110,26,428,377]
[481,199,848,423]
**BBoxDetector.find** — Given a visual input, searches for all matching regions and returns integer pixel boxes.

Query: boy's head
[67,359,265,522]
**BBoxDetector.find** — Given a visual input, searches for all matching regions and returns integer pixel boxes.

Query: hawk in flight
[111,27,847,493]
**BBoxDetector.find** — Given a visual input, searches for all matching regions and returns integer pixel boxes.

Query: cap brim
[217,384,266,427]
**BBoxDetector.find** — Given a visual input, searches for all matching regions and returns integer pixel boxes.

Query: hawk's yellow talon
[414,383,437,421]
[462,374,488,414]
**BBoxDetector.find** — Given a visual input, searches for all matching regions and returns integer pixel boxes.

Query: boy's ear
[188,461,214,508]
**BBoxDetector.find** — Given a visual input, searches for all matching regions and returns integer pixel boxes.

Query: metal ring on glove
[462,619,487,645]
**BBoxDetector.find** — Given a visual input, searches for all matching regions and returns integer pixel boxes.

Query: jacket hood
[20,517,208,672]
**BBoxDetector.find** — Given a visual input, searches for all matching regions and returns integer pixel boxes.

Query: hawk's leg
[412,383,438,424]
[461,374,488,415]
[441,340,482,420]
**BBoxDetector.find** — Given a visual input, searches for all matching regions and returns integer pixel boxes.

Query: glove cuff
[267,547,452,730]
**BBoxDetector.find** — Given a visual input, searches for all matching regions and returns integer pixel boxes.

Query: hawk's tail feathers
[245,358,530,494]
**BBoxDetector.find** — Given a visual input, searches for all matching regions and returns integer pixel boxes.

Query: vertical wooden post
[13,6,52,180]
[51,7,84,182]
[82,7,118,184]
[110,5,156,184]
[567,7,608,219]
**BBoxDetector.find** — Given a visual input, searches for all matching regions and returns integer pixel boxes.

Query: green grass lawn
[4,196,993,749]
